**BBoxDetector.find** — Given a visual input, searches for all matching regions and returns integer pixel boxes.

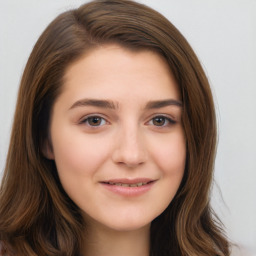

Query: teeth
[107,182,149,187]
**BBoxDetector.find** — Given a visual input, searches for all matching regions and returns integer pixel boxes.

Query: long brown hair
[0,0,230,255]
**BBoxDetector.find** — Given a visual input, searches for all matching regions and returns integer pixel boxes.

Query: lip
[100,178,156,197]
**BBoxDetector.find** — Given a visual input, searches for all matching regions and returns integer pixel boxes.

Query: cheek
[152,132,186,176]
[145,133,186,218]
[51,133,113,206]
[51,129,111,179]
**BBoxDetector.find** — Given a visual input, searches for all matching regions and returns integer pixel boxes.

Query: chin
[102,214,153,232]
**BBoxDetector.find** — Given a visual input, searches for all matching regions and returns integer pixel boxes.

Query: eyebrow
[69,98,182,110]
[145,99,183,109]
[69,99,118,110]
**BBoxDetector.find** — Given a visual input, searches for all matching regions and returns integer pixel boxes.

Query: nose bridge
[112,120,147,167]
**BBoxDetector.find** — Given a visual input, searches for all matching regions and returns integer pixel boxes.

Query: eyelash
[79,115,176,128]
[80,115,107,127]
[147,115,176,127]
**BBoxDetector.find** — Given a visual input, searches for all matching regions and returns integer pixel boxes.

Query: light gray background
[0,0,255,255]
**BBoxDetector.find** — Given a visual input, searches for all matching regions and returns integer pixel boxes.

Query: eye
[81,116,107,127]
[149,116,176,127]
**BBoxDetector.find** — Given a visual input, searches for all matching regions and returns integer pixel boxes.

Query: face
[47,45,186,232]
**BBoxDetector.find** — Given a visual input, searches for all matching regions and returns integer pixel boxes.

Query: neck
[81,223,150,256]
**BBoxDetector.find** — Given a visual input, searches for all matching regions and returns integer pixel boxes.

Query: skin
[46,45,186,256]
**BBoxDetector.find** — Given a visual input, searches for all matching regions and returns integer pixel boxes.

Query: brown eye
[152,116,166,126]
[150,116,175,127]
[84,116,106,126]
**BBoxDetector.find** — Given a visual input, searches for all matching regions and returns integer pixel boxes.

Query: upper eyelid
[77,113,178,124]
[147,115,176,125]
[79,116,109,128]
[79,113,108,122]
[146,113,176,122]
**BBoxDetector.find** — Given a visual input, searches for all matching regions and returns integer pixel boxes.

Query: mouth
[101,181,152,187]
[100,178,156,196]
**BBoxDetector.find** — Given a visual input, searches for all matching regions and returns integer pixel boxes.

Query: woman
[0,0,230,255]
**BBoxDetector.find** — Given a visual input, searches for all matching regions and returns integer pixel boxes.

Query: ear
[42,138,55,160]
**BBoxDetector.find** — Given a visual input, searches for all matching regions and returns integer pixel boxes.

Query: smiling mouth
[102,181,152,187]
[100,179,155,196]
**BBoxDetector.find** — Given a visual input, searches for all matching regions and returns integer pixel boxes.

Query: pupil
[153,117,165,126]
[89,117,101,126]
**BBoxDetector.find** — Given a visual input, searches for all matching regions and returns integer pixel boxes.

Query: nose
[112,125,147,168]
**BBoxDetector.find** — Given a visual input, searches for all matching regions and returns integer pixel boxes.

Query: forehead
[60,44,181,104]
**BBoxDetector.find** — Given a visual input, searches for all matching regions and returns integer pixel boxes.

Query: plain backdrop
[0,0,255,255]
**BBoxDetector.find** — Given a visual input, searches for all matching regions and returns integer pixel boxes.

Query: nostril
[112,150,147,168]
